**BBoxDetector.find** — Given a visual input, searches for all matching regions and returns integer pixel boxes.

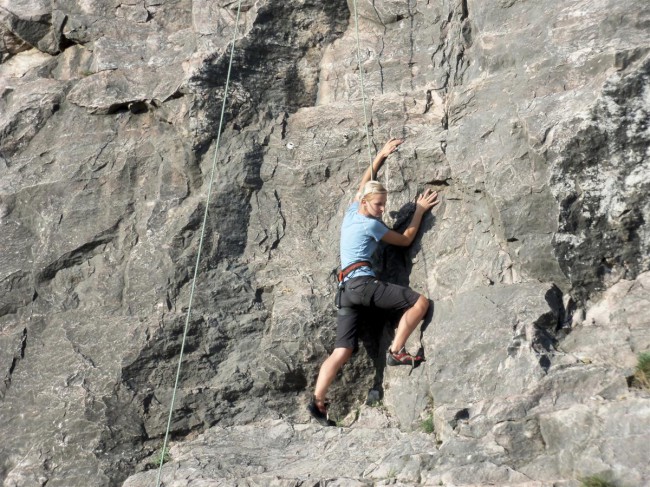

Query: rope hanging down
[155,2,243,486]
[351,0,375,180]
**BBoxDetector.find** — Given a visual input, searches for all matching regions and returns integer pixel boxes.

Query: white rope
[155,2,243,485]
[352,0,375,179]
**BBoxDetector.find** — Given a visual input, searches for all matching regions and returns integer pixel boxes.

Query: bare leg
[390,294,429,352]
[313,347,353,410]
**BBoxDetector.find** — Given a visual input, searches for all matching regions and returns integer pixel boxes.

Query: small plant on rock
[421,414,435,434]
[632,352,650,389]
[579,474,617,487]
[420,395,435,433]
[160,446,171,464]
[144,445,171,470]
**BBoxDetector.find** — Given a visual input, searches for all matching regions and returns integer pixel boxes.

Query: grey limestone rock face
[0,0,63,56]
[1,0,649,486]
[552,58,650,303]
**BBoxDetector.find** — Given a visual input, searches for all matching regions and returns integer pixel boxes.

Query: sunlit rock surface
[1,0,649,485]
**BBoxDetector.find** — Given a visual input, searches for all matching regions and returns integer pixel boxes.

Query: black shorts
[334,276,420,349]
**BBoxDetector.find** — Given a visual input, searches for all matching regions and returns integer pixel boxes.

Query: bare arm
[354,138,404,202]
[381,189,439,247]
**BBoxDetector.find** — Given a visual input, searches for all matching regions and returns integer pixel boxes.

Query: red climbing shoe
[387,347,425,366]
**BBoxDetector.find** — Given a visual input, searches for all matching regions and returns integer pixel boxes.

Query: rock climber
[308,137,439,426]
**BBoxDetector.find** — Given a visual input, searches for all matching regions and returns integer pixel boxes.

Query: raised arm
[381,188,439,247]
[354,138,404,202]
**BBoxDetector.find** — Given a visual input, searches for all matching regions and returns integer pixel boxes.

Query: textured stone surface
[552,59,650,302]
[561,271,650,371]
[1,0,649,486]
[122,390,650,487]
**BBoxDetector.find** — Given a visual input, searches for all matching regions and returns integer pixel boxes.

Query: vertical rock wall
[1,0,649,485]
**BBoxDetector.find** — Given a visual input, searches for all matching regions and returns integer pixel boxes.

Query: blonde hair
[361,180,387,201]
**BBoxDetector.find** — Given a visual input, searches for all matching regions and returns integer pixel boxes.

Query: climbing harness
[336,261,371,309]
[337,260,372,283]
[155,2,243,486]
[351,0,375,180]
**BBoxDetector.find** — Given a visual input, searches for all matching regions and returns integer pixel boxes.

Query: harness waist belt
[337,260,371,283]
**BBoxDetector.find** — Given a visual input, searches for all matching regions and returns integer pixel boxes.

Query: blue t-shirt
[340,201,389,281]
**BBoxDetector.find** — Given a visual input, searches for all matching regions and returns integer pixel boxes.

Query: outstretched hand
[415,188,439,213]
[379,138,404,158]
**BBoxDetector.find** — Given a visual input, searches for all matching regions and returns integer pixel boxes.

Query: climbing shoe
[307,397,336,427]
[387,347,425,367]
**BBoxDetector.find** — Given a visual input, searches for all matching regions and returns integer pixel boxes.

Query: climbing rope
[351,0,375,179]
[155,2,243,486]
